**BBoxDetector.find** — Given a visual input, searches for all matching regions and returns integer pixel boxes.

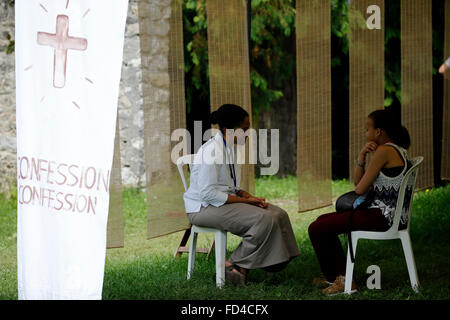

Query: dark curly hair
[368,109,411,149]
[210,104,249,131]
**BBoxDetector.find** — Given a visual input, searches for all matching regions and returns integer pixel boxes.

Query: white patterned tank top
[367,142,412,229]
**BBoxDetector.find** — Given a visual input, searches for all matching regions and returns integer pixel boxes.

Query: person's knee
[308,220,322,238]
[269,205,289,223]
[276,207,289,220]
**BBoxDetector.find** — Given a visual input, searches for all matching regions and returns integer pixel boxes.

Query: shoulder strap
[384,142,409,174]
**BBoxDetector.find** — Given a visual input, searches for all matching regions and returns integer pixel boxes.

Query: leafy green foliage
[182,0,209,114]
[250,0,296,113]
[384,0,402,108]
[331,0,349,54]
[3,0,445,114]
[182,0,299,115]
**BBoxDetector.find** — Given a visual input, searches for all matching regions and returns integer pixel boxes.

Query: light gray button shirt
[183,130,241,213]
[446,57,450,67]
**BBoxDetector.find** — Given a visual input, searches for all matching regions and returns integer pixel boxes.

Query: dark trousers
[308,208,390,282]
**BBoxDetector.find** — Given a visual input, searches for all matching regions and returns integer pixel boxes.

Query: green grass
[1,179,449,300]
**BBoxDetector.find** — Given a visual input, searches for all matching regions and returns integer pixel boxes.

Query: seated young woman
[308,109,412,295]
[183,104,300,285]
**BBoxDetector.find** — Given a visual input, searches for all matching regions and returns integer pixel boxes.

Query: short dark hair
[368,109,411,149]
[210,104,249,131]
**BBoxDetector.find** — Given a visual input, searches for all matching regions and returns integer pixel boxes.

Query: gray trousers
[187,202,300,270]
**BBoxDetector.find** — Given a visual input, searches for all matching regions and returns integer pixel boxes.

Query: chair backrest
[176,154,195,192]
[388,156,424,233]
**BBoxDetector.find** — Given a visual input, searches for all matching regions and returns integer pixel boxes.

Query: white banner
[15,0,129,299]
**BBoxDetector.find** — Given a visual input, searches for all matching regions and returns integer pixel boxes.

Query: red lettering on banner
[17,155,107,214]
[32,186,41,206]
[87,197,97,214]
[64,193,73,211]
[22,185,32,204]
[98,170,110,193]
[18,185,23,204]
[38,159,48,182]
[56,163,68,185]
[68,165,79,187]
[47,161,55,185]
[79,166,85,189]
[55,192,64,211]
[19,156,29,180]
[76,195,87,212]
[84,167,96,189]
[31,158,40,181]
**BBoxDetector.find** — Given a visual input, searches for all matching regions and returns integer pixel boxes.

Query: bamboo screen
[349,0,385,183]
[401,0,434,189]
[206,0,255,195]
[442,0,450,180]
[296,0,332,212]
[107,114,124,248]
[139,0,190,239]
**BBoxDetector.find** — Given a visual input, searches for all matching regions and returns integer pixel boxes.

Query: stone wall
[119,0,146,187]
[0,2,15,194]
[0,1,172,193]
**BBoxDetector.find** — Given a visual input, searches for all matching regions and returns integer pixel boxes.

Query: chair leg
[214,231,226,288]
[187,231,198,280]
[400,232,419,292]
[344,235,358,294]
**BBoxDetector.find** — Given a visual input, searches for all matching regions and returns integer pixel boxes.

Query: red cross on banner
[37,15,88,88]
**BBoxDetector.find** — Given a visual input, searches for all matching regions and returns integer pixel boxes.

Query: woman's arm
[197,162,263,206]
[236,189,268,208]
[236,189,250,198]
[197,162,230,207]
[225,194,267,207]
[354,141,378,186]
[354,146,389,195]
[354,155,366,187]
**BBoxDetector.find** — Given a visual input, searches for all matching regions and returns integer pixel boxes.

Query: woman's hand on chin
[361,141,378,154]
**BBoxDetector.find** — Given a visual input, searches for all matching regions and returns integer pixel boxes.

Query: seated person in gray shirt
[183,104,300,285]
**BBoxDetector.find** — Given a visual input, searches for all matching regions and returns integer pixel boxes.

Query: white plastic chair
[176,154,227,288]
[344,156,424,294]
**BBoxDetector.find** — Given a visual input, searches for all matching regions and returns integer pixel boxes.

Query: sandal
[322,275,357,296]
[312,273,333,288]
[225,265,246,285]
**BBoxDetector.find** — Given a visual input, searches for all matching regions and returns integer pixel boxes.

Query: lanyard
[222,136,237,192]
